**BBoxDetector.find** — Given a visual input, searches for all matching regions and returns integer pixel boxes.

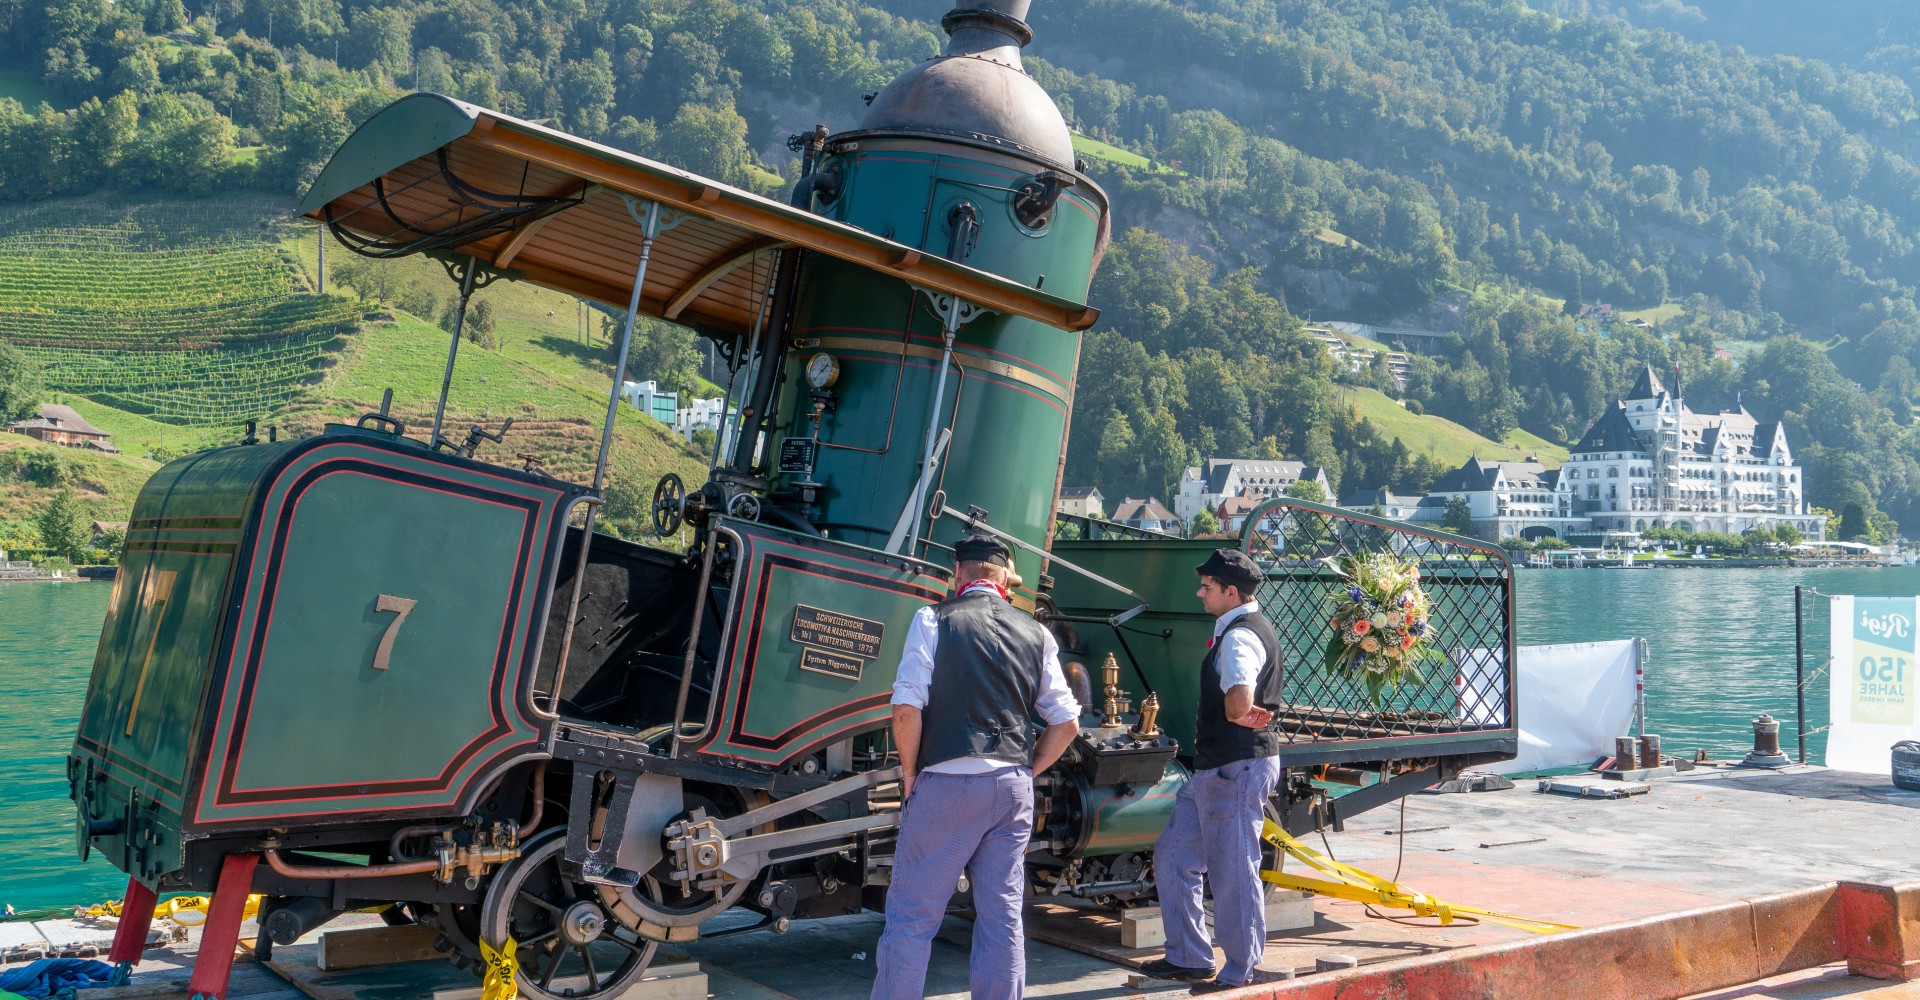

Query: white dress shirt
[891,580,1082,774]
[1211,599,1267,693]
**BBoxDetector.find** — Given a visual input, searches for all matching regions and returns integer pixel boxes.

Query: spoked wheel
[482,830,659,1000]
[424,902,486,977]
[651,473,684,536]
[596,790,755,939]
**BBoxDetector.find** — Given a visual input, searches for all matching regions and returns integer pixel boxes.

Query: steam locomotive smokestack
[854,0,1073,168]
[941,0,1034,62]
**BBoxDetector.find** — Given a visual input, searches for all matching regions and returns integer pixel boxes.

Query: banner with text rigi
[1827,595,1920,774]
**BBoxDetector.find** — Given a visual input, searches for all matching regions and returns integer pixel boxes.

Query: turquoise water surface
[2,565,1917,911]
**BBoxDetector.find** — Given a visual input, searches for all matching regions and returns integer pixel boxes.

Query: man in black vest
[1142,547,1287,990]
[869,533,1081,1000]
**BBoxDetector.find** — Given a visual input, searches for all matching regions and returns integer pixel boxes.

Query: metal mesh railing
[1239,499,1515,749]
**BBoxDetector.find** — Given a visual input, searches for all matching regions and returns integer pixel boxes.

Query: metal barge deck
[10,763,1916,999]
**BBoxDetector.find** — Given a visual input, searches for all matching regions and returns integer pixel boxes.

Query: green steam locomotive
[67,2,1518,996]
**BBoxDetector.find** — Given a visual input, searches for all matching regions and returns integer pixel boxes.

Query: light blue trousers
[1152,754,1284,986]
[870,768,1033,1000]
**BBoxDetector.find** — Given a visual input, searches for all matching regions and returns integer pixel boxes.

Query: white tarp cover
[1826,595,1919,775]
[1467,639,1642,774]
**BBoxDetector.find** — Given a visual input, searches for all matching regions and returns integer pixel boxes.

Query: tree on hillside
[464,299,498,349]
[36,489,88,562]
[1191,507,1221,536]
[0,344,44,424]
[1840,502,1871,542]
[1284,478,1327,503]
[1442,496,1474,534]
[657,100,751,188]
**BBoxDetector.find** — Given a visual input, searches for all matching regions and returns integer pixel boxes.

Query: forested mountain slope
[1,0,1915,539]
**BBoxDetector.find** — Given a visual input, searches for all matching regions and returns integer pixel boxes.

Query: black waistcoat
[1194,610,1285,771]
[919,587,1048,768]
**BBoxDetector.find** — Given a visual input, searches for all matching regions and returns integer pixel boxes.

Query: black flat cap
[954,532,1011,567]
[1196,548,1261,591]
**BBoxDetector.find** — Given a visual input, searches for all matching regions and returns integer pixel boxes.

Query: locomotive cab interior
[535,527,719,735]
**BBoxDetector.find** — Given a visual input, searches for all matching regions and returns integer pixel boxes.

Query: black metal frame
[1236,498,1519,768]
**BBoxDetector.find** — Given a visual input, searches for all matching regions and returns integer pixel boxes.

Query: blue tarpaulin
[0,959,118,998]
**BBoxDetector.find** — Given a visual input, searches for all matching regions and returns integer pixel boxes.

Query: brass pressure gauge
[805,352,840,389]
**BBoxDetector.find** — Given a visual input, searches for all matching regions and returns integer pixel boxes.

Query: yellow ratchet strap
[153,894,264,927]
[1259,819,1576,935]
[79,893,263,926]
[481,936,520,1000]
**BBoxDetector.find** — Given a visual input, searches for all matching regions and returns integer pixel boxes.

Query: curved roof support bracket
[665,237,786,321]
[494,181,598,267]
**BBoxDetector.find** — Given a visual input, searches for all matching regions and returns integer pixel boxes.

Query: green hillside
[1338,387,1568,470]
[0,194,711,529]
[0,198,363,425]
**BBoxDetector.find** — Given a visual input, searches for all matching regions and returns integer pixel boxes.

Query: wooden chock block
[1119,892,1313,950]
[1266,889,1316,932]
[1120,908,1165,950]
[317,923,442,971]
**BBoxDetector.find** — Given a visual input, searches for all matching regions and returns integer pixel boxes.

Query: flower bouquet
[1323,552,1437,705]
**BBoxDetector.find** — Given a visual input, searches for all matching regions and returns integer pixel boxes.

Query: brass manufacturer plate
[790,604,886,660]
[799,647,866,681]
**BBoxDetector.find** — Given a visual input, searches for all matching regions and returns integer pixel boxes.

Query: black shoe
[1189,968,1293,993]
[1140,958,1216,982]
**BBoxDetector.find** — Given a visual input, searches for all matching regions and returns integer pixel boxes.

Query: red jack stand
[186,853,260,1000]
[107,876,158,984]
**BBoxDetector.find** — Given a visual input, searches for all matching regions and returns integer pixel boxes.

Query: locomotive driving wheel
[595,789,757,939]
[481,830,659,1000]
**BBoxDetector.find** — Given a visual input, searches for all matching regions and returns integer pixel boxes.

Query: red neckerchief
[961,578,1009,601]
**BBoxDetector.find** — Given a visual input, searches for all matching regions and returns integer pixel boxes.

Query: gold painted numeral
[372,594,417,672]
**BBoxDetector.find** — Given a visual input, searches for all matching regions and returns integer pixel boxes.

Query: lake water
[2,565,1917,911]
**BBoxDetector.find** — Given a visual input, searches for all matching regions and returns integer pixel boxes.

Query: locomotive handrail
[936,503,1149,625]
[672,522,748,752]
[530,494,604,721]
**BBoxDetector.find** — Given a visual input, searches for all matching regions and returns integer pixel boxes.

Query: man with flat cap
[870,532,1081,1000]
[1143,547,1287,991]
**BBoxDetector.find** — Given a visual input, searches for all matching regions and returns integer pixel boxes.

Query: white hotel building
[1556,364,1823,538]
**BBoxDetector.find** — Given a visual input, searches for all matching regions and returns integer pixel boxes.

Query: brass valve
[1132,693,1161,739]
[1099,652,1131,728]
[435,821,521,888]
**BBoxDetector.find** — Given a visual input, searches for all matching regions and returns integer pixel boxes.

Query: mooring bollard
[1637,734,1662,769]
[1739,714,1791,768]
[1614,736,1639,770]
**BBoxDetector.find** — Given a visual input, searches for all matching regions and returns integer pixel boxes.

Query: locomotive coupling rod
[936,504,1150,625]
[702,765,903,840]
[675,813,900,884]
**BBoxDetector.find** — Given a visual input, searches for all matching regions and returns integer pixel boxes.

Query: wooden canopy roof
[299,94,1100,336]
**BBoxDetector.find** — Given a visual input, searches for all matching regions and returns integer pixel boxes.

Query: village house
[1110,496,1181,535]
[1172,458,1332,523]
[10,403,117,453]
[1056,486,1105,519]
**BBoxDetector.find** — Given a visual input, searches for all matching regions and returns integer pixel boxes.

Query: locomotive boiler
[67,1,1520,996]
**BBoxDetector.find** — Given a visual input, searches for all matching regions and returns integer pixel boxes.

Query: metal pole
[592,200,661,492]
[1634,636,1647,738]
[714,253,771,474]
[551,202,663,714]
[904,301,961,557]
[430,257,477,448]
[1795,584,1807,764]
[316,222,325,294]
